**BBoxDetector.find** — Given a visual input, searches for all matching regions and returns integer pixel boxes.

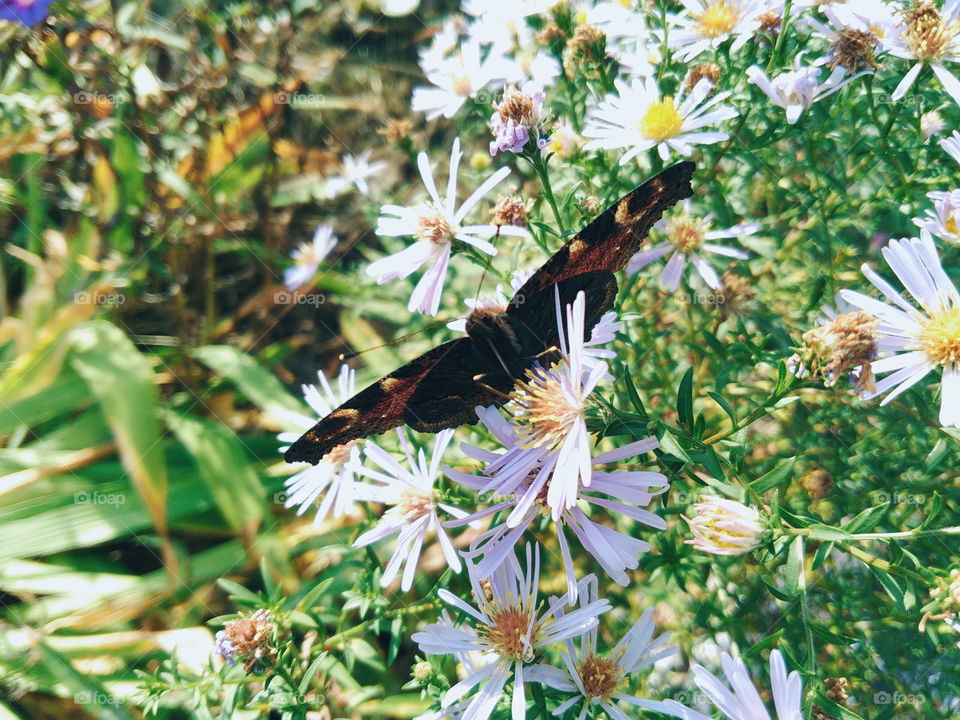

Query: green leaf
[811,694,865,720]
[69,321,169,542]
[707,391,737,427]
[843,505,888,534]
[750,457,795,493]
[216,578,263,606]
[783,536,804,597]
[658,430,692,464]
[806,524,850,542]
[677,367,694,427]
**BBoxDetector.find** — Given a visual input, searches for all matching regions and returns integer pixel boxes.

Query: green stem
[320,602,434,652]
[785,526,960,542]
[525,151,566,235]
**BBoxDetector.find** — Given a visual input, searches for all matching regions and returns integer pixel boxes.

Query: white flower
[276,365,374,524]
[746,57,864,124]
[921,109,948,138]
[284,224,336,290]
[413,39,516,120]
[368,138,523,316]
[325,150,387,198]
[354,429,468,592]
[804,1,901,57]
[684,496,764,555]
[611,40,662,78]
[838,233,960,427]
[628,200,757,291]
[463,0,551,50]
[888,0,960,106]
[527,576,677,720]
[447,412,667,602]
[666,0,783,62]
[942,129,960,164]
[544,120,581,158]
[412,543,610,720]
[652,650,803,720]
[915,189,960,245]
[583,77,737,164]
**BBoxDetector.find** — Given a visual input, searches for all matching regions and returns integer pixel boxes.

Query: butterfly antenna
[339,319,451,360]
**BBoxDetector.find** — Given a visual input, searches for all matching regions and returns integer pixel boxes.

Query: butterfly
[284,161,695,465]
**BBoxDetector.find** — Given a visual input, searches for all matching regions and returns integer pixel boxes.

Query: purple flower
[490,118,530,156]
[0,0,54,26]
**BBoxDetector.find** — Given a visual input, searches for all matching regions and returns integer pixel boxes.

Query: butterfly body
[284,162,695,465]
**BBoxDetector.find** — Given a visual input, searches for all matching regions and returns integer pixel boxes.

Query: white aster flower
[611,40,663,78]
[446,413,667,602]
[368,138,523,316]
[666,0,783,62]
[839,234,960,427]
[413,39,516,120]
[544,120,581,158]
[804,0,900,63]
[463,0,552,50]
[888,0,960,106]
[628,200,757,291]
[683,495,765,555]
[354,429,468,592]
[942,129,960,163]
[284,224,336,290]
[527,575,677,720]
[583,77,737,164]
[921,109,948,138]
[915,189,960,245]
[746,57,864,124]
[412,543,610,720]
[325,149,387,198]
[653,649,803,720]
[276,364,374,524]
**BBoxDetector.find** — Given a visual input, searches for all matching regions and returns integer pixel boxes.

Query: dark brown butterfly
[284,161,695,465]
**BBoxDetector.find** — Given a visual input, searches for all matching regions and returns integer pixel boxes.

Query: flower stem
[525,151,566,235]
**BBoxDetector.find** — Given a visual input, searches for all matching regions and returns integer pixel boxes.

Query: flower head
[489,84,548,156]
[839,234,960,427]
[584,77,737,164]
[792,308,880,393]
[215,609,276,670]
[888,1,960,106]
[368,138,523,316]
[412,544,610,720]
[666,0,784,62]
[684,495,764,556]
[921,110,948,138]
[747,57,864,124]
[915,189,960,245]
[527,576,677,720]
[942,130,960,164]
[284,225,336,290]
[325,150,387,198]
[413,39,516,120]
[628,200,756,291]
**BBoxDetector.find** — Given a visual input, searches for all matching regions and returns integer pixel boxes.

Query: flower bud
[684,496,764,556]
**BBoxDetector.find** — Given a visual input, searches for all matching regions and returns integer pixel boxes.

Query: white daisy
[368,138,524,316]
[412,543,610,720]
[746,57,865,124]
[683,496,765,556]
[627,200,757,291]
[276,364,374,524]
[838,233,960,427]
[354,429,469,592]
[666,0,784,62]
[283,224,336,290]
[915,189,960,245]
[652,649,803,720]
[583,77,737,164]
[888,0,960,106]
[942,129,960,163]
[325,149,387,198]
[527,575,677,720]
[413,39,516,120]
[445,412,667,602]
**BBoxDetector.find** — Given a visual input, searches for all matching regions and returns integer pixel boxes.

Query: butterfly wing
[283,338,489,464]
[511,161,694,302]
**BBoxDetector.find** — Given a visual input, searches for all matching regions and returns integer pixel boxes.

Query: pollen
[902,1,958,61]
[917,305,960,367]
[696,1,739,38]
[397,488,434,520]
[579,655,622,700]
[482,606,534,660]
[639,97,684,142]
[665,216,707,253]
[829,28,880,70]
[416,203,455,244]
[510,365,583,449]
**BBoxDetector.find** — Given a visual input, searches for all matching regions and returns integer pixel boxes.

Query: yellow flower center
[510,364,583,449]
[326,440,356,468]
[903,1,958,61]
[416,203,455,245]
[483,607,534,660]
[665,216,707,252]
[697,1,739,37]
[639,97,684,142]
[451,74,473,96]
[946,215,959,236]
[579,655,622,700]
[917,305,960,367]
[397,488,434,521]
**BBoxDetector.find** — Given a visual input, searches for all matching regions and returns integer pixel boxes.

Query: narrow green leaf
[192,345,304,420]
[707,391,737,427]
[750,457,795,493]
[783,536,804,597]
[806,524,850,542]
[677,367,694,427]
